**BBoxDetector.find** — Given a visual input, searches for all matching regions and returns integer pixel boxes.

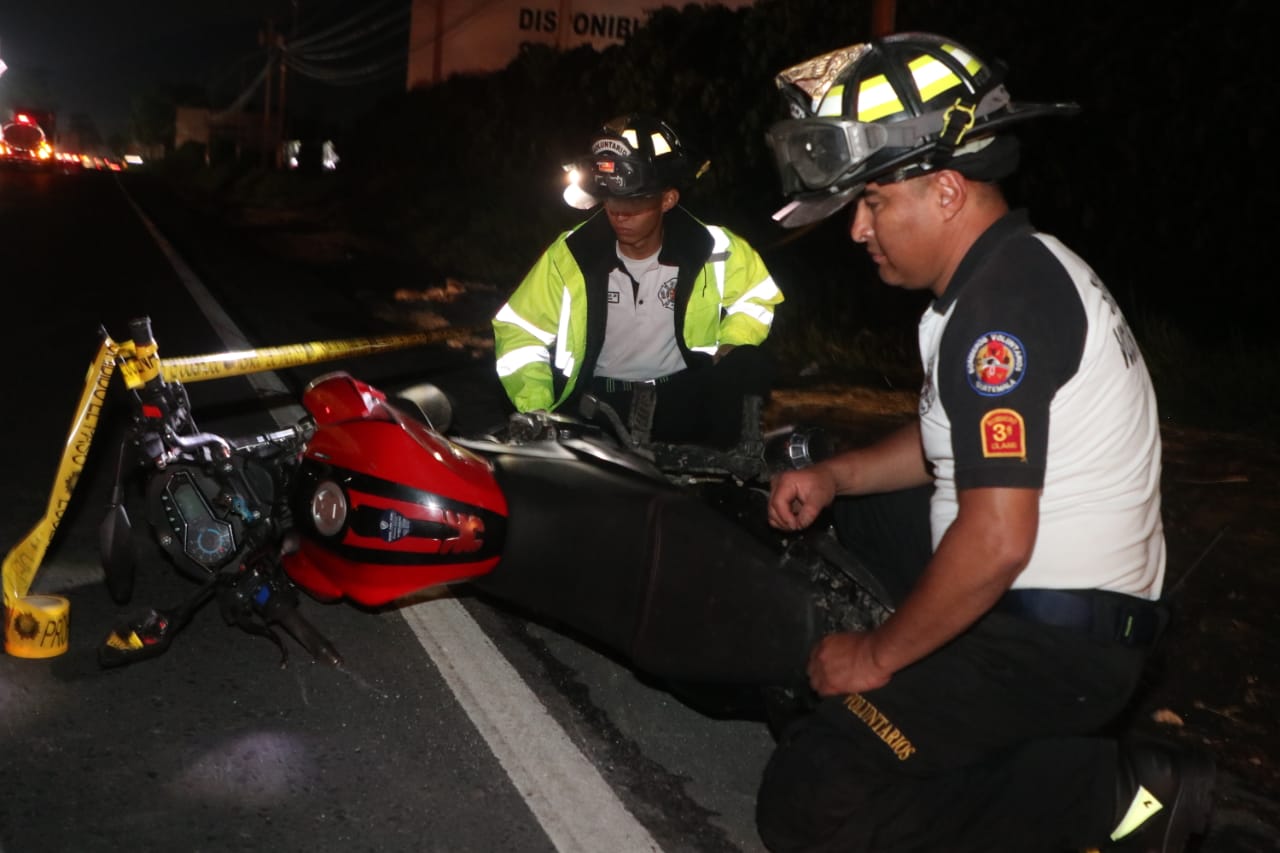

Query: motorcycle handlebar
[129,316,155,348]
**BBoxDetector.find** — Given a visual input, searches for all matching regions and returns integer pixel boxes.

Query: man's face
[604,189,677,258]
[848,175,944,292]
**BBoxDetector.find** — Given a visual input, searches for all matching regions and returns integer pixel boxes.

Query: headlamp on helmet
[562,114,701,210]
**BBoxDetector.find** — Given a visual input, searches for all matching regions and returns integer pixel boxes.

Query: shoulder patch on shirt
[980,408,1027,459]
[966,331,1026,396]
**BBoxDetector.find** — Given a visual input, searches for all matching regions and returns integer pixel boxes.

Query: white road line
[403,599,662,852]
[120,186,304,425]
[126,189,661,852]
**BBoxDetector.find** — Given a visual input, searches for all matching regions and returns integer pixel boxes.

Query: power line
[291,0,408,52]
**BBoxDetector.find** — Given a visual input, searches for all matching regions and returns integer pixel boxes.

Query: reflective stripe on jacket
[493,206,783,413]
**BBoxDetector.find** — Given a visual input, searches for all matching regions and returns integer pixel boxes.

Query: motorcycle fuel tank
[283,373,508,606]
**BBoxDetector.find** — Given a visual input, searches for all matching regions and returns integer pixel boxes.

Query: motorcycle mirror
[99,502,136,605]
[391,382,453,432]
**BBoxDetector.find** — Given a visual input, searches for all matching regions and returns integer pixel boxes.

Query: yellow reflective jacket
[493,206,783,412]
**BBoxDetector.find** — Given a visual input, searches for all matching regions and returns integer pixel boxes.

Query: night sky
[0,0,402,140]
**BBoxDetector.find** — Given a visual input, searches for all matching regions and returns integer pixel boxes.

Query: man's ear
[934,171,965,219]
[661,188,680,212]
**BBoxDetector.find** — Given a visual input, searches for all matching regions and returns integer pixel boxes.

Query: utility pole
[871,0,896,38]
[261,18,275,168]
[276,33,288,168]
[433,0,445,83]
[276,0,297,169]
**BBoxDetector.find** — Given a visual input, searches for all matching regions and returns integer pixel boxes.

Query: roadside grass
[764,301,1278,441]
[1137,316,1279,438]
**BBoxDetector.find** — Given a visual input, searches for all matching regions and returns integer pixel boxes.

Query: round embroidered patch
[966,331,1026,396]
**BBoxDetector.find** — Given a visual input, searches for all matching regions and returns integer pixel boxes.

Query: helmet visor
[766,118,890,193]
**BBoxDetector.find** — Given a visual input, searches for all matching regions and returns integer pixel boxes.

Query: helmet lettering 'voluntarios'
[563,114,708,210]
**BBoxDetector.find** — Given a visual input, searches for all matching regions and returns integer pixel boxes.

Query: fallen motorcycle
[94,316,891,703]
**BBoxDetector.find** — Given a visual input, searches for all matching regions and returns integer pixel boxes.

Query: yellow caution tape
[5,594,70,658]
[160,327,481,384]
[2,335,117,610]
[3,323,486,626]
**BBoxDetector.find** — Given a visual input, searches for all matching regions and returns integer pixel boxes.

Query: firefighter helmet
[563,114,706,210]
[766,32,1080,227]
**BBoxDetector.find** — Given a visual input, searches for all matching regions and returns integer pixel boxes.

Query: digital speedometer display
[172,480,209,521]
[166,473,236,568]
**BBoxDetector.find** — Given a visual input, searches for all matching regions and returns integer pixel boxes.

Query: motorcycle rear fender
[473,452,819,687]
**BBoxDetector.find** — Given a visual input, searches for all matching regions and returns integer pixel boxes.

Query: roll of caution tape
[5,594,70,658]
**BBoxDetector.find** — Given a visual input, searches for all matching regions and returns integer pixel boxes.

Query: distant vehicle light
[124,154,143,165]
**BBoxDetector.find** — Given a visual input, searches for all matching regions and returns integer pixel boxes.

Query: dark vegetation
[160,0,1276,436]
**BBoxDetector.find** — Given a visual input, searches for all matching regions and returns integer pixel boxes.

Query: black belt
[993,588,1167,648]
[591,374,676,393]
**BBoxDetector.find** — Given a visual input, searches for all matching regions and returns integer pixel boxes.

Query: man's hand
[768,465,837,531]
[807,631,893,696]
[712,344,736,365]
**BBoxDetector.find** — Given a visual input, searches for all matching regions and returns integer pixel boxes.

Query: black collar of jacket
[562,205,717,401]
[566,205,714,275]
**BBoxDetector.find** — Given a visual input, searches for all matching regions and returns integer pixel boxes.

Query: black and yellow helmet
[563,114,705,210]
[766,32,1079,227]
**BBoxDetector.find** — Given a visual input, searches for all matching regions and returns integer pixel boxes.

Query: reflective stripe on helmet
[852,46,985,124]
[854,75,903,122]
[649,130,673,156]
[941,43,983,76]
[818,83,847,117]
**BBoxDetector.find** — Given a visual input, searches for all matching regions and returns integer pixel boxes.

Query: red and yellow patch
[980,408,1026,459]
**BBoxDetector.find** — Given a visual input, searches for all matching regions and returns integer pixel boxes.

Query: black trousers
[756,486,1150,853]
[586,344,774,448]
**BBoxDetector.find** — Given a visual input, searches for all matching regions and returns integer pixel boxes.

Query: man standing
[756,33,1214,852]
[492,114,783,447]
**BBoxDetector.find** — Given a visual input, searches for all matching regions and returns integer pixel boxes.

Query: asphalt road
[0,166,775,853]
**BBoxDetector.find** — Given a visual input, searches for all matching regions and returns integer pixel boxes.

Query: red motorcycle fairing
[303,370,391,426]
[282,373,508,607]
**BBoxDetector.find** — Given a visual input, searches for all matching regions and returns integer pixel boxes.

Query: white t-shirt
[594,247,687,381]
[918,213,1165,599]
